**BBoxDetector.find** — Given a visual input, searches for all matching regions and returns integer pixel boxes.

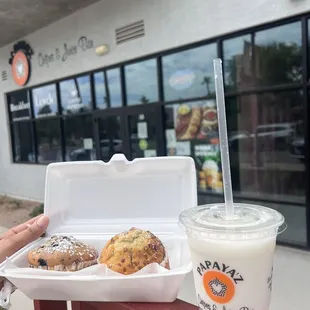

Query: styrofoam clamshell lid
[44,154,197,235]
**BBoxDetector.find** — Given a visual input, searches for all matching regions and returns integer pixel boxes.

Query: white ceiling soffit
[0,0,101,48]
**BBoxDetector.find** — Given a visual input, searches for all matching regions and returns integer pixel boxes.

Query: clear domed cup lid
[179,203,286,241]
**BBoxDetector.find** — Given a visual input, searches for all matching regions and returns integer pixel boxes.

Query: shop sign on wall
[8,41,34,87]
[37,36,94,67]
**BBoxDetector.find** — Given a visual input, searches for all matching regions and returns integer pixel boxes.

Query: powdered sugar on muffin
[28,235,98,271]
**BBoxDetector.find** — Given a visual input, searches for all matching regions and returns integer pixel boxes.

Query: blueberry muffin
[99,227,170,275]
[28,235,98,271]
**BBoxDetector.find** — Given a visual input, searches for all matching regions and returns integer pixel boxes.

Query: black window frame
[5,12,310,250]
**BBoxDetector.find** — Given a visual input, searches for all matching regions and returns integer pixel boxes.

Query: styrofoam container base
[2,234,191,302]
[0,154,197,302]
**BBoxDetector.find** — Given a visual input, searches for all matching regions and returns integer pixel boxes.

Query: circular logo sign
[203,271,235,304]
[12,51,30,86]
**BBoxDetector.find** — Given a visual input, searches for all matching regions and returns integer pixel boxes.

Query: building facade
[0,0,309,249]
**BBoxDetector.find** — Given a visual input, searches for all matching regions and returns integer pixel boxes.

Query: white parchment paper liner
[3,257,175,278]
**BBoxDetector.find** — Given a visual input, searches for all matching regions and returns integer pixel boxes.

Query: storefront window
[98,116,123,162]
[226,90,305,200]
[125,59,158,105]
[162,44,217,101]
[64,115,95,161]
[94,71,108,109]
[223,35,253,92]
[32,84,58,118]
[255,21,302,86]
[36,119,62,163]
[165,100,222,193]
[106,68,122,108]
[11,122,35,163]
[60,75,92,114]
[5,16,309,249]
[7,90,31,121]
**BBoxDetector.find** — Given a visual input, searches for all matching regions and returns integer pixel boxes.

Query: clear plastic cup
[179,203,286,310]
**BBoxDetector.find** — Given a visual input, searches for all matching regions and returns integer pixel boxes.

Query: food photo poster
[165,100,223,193]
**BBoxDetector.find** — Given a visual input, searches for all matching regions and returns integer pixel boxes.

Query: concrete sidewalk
[1,225,310,309]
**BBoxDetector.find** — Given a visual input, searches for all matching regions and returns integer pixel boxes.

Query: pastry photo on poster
[173,100,219,143]
[194,143,223,193]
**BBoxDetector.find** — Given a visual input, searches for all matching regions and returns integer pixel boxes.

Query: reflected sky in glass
[94,72,107,109]
[32,84,58,118]
[163,44,217,101]
[125,59,158,105]
[255,22,301,46]
[106,68,122,108]
[94,69,122,109]
[60,75,92,114]
[223,35,251,89]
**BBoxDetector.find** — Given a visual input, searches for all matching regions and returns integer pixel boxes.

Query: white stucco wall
[0,0,309,201]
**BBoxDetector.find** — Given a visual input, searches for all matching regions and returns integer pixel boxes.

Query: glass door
[94,105,165,162]
[96,115,124,162]
[125,105,165,160]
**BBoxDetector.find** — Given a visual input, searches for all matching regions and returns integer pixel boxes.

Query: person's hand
[0,215,49,290]
[0,215,49,264]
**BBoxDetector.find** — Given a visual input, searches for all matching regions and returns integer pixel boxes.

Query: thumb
[6,216,49,253]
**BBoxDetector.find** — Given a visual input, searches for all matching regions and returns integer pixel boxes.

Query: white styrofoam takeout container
[0,154,197,303]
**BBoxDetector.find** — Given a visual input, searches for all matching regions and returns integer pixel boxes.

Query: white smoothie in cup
[179,203,285,310]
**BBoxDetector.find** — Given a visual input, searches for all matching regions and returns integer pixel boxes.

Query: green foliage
[7,198,22,209]
[257,42,302,85]
[29,204,44,218]
[226,41,302,89]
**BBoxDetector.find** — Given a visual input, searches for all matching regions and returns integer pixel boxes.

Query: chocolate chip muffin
[28,235,98,271]
[99,227,170,275]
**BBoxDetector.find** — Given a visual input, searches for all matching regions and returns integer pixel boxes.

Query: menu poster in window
[60,76,92,114]
[137,122,148,139]
[194,143,223,193]
[83,138,93,150]
[144,149,157,158]
[173,100,218,143]
[166,129,177,148]
[32,84,58,118]
[8,90,31,121]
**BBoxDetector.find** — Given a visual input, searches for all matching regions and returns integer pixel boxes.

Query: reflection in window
[227,90,305,201]
[36,119,62,163]
[106,69,122,108]
[60,75,92,114]
[98,116,123,162]
[7,91,31,121]
[255,22,302,85]
[162,44,217,101]
[94,72,107,109]
[12,122,35,162]
[223,35,253,91]
[32,84,58,118]
[64,115,95,161]
[125,59,158,105]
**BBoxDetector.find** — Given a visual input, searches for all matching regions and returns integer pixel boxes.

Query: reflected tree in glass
[256,42,302,85]
[255,21,302,86]
[38,105,52,116]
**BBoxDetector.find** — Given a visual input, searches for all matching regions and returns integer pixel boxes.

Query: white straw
[213,58,234,218]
